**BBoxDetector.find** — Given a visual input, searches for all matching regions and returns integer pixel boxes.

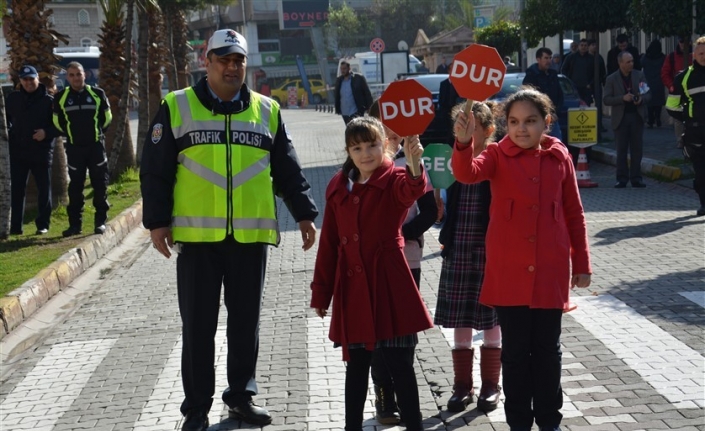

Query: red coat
[451,135,592,310]
[310,159,434,360]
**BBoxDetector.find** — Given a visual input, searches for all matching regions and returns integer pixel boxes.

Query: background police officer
[140,29,318,431]
[53,61,112,236]
[667,36,705,216]
[6,65,58,235]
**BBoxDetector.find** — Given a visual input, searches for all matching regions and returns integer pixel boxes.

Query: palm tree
[3,1,70,218]
[136,0,162,166]
[98,0,136,180]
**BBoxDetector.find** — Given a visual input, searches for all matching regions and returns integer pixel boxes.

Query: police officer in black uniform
[6,65,58,235]
[53,61,112,236]
[667,36,705,216]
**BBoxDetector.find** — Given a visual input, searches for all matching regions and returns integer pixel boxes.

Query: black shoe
[614,182,627,188]
[94,225,106,235]
[182,409,208,431]
[36,228,48,235]
[10,228,23,235]
[697,207,705,216]
[228,401,272,425]
[62,226,82,237]
[631,181,646,188]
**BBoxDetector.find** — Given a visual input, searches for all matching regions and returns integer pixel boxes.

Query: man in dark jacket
[562,39,595,105]
[6,65,58,235]
[607,34,641,75]
[524,48,564,112]
[53,61,112,237]
[334,61,373,124]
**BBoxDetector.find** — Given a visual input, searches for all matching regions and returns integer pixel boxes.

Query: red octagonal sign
[450,44,507,101]
[379,79,435,137]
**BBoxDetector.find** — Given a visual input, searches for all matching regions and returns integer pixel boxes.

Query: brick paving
[0,109,703,431]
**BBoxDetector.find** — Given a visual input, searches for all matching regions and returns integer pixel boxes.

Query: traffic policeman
[666,36,705,216]
[140,29,318,431]
[53,61,112,236]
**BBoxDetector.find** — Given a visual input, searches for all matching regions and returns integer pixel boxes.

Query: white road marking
[572,295,705,409]
[0,339,115,431]
[679,291,705,309]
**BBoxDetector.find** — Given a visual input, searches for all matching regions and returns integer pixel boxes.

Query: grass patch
[0,168,141,298]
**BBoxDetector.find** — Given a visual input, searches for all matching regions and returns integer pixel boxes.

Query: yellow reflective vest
[165,88,279,244]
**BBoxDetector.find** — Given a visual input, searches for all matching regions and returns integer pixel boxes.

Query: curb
[591,145,689,181]
[0,199,143,341]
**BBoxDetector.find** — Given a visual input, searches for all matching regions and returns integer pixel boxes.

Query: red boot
[477,345,502,412]
[447,348,474,412]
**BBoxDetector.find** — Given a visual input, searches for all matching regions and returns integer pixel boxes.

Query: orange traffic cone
[576,147,598,188]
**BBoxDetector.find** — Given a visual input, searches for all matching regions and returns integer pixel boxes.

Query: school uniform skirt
[434,183,498,330]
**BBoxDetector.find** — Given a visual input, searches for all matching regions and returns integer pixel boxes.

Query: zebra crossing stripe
[571,295,705,409]
[0,339,115,430]
[132,328,228,430]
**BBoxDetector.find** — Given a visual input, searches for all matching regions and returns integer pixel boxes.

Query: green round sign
[422,143,456,189]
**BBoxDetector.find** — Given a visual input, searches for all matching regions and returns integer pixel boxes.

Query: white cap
[206,29,248,57]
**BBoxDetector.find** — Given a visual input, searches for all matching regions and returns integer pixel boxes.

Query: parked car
[404,73,450,146]
[489,72,586,139]
[270,79,328,105]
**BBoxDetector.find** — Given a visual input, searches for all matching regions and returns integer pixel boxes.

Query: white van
[53,46,100,89]
[337,51,422,84]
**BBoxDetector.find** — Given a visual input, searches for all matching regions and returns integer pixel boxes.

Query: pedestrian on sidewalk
[666,36,705,216]
[451,88,592,431]
[603,51,651,188]
[52,61,112,236]
[640,39,666,128]
[334,61,373,125]
[662,36,692,147]
[310,116,433,431]
[140,29,319,431]
[435,101,502,414]
[367,101,438,425]
[6,65,58,235]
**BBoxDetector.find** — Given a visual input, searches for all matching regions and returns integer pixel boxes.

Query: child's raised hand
[571,274,591,288]
[453,110,475,145]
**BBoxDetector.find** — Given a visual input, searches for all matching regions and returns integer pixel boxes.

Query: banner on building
[279,0,329,29]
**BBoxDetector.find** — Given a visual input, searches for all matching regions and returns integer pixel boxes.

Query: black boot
[374,384,400,425]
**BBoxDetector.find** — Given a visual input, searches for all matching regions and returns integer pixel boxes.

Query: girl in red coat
[451,88,592,431]
[310,116,433,431]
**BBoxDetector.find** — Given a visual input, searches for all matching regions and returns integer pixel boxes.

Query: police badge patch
[151,123,163,144]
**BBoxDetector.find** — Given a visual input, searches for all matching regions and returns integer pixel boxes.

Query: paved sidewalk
[0,109,703,431]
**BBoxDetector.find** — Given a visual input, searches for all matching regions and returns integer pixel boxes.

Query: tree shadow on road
[592,214,705,246]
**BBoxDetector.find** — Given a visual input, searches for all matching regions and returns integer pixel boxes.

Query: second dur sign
[450,44,507,103]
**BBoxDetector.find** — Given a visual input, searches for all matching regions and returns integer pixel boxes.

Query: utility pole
[519,0,527,72]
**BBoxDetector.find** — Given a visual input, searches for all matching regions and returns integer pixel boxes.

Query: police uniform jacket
[6,83,58,164]
[140,77,318,235]
[667,60,705,124]
[53,84,111,146]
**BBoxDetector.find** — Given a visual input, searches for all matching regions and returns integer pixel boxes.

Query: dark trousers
[342,111,364,125]
[176,239,268,415]
[65,143,109,228]
[10,158,52,232]
[370,267,421,387]
[682,125,705,206]
[647,105,662,126]
[347,347,422,431]
[614,112,644,184]
[576,86,594,106]
[495,306,563,429]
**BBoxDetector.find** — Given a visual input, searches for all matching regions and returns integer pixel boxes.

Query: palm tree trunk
[148,3,165,121]
[0,94,10,239]
[136,2,150,166]
[107,0,136,180]
[163,3,178,92]
[171,9,190,89]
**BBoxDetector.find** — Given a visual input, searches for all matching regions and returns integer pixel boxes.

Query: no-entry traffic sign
[378,79,435,137]
[450,44,506,101]
[370,38,385,53]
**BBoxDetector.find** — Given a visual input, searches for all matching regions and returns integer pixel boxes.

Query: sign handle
[405,136,421,177]
[463,99,475,117]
